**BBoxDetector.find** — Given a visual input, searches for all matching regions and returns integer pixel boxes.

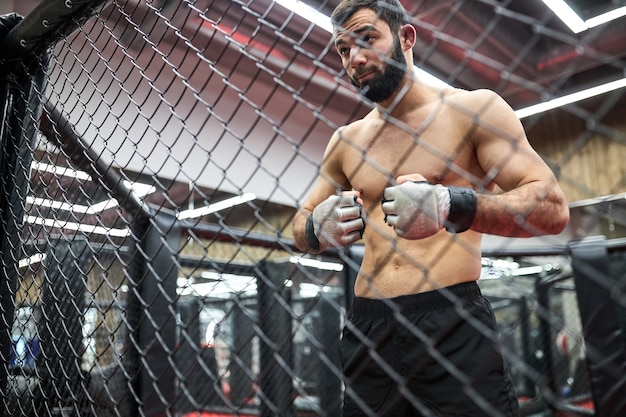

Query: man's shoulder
[444,88,513,119]
[446,87,500,103]
[335,110,378,136]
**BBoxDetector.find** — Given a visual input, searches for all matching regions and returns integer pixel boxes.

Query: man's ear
[399,24,416,51]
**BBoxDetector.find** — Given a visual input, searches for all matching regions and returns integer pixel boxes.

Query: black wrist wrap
[305,214,321,252]
[445,186,477,233]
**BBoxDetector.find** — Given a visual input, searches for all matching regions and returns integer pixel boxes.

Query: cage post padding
[569,236,626,416]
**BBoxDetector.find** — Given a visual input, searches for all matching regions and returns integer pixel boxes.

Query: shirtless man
[292,0,570,415]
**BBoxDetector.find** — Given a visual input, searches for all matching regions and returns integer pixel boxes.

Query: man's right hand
[306,193,365,252]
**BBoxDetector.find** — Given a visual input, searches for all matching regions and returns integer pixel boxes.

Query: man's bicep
[304,138,350,209]
[301,175,345,212]
[487,140,552,192]
[475,100,550,192]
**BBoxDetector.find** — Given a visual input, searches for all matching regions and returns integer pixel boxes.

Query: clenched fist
[306,193,365,251]
[382,180,477,239]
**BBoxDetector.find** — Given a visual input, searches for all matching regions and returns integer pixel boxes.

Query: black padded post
[175,297,222,412]
[37,238,88,415]
[0,15,49,414]
[569,236,626,417]
[229,299,255,407]
[137,213,180,417]
[257,261,294,417]
[316,295,342,417]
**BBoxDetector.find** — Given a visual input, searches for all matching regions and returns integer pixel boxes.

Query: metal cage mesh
[1,0,625,416]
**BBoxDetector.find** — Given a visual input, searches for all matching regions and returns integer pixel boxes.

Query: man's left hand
[382,177,451,239]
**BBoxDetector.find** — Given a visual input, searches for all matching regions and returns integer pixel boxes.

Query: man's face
[334,9,407,103]
[350,37,406,102]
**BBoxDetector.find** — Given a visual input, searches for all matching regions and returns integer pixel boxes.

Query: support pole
[229,299,255,407]
[37,238,88,416]
[136,212,180,417]
[569,236,626,417]
[257,261,294,417]
[317,295,342,417]
[0,14,49,416]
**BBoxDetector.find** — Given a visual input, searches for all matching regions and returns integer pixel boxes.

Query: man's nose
[349,47,366,68]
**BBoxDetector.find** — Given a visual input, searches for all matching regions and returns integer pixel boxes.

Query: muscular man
[292,0,570,415]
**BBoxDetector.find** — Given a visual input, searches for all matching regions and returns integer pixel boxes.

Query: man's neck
[375,78,436,119]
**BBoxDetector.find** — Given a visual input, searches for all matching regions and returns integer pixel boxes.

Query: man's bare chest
[342,122,470,198]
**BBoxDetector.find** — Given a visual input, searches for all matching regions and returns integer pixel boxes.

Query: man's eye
[356,36,372,47]
[339,48,349,56]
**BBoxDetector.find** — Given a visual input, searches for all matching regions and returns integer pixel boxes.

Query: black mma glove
[306,194,365,252]
[382,181,476,239]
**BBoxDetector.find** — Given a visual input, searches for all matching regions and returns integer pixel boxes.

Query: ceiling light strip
[18,253,47,269]
[177,193,256,220]
[27,196,90,213]
[273,0,333,32]
[541,0,626,33]
[26,180,154,215]
[540,0,588,33]
[31,161,91,180]
[586,6,626,28]
[515,77,626,119]
[289,256,344,271]
[25,215,130,237]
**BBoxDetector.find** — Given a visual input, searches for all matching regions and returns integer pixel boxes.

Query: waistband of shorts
[350,281,482,317]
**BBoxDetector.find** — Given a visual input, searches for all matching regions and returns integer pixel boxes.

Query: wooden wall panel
[524,93,626,203]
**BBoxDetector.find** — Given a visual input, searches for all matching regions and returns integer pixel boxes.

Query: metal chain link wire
[2,0,625,416]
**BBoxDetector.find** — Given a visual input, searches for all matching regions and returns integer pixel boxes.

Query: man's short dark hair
[331,0,411,35]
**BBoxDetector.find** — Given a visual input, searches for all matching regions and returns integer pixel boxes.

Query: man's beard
[351,39,406,103]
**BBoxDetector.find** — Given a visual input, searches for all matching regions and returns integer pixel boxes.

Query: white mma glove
[306,194,365,252]
[382,181,477,239]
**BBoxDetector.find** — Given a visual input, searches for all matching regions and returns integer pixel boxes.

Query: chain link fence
[1,0,625,416]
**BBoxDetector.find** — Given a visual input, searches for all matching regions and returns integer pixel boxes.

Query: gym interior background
[0,0,625,416]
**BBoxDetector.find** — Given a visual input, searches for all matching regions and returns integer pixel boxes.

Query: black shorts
[340,281,520,417]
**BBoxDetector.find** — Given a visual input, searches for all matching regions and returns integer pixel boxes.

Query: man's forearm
[472,182,569,237]
[293,208,314,253]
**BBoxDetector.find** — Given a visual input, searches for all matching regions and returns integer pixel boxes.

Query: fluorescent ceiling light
[31,161,91,181]
[31,160,156,214]
[177,273,257,297]
[541,0,588,33]
[18,253,46,269]
[32,162,155,200]
[27,196,87,213]
[26,196,117,214]
[88,198,122,213]
[85,181,156,213]
[586,6,626,28]
[83,182,155,213]
[274,0,333,32]
[25,215,130,237]
[177,193,256,220]
[298,282,334,297]
[127,181,157,197]
[26,181,155,214]
[515,77,626,118]
[289,256,344,271]
[541,1,626,33]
